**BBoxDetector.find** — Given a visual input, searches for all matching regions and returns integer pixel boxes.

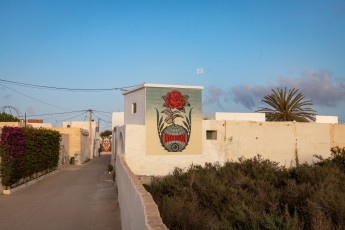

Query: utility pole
[89,109,93,158]
[97,117,100,156]
[24,113,27,127]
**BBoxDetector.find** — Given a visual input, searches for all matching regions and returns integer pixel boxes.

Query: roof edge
[122,83,204,95]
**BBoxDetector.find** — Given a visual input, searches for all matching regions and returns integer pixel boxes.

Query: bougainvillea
[0,126,61,188]
[1,126,25,157]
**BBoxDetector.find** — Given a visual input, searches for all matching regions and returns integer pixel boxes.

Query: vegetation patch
[0,126,61,188]
[145,152,345,230]
[0,112,20,122]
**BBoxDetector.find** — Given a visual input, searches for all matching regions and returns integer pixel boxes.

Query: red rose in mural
[165,90,185,109]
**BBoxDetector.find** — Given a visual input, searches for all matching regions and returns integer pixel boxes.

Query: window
[132,103,137,114]
[206,130,217,140]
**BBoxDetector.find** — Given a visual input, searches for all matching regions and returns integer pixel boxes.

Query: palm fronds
[256,88,316,122]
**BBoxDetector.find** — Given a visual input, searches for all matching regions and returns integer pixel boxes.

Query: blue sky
[1,0,345,129]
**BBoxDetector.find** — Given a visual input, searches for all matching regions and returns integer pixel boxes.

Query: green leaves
[0,112,20,122]
[0,127,61,187]
[256,88,316,122]
[161,108,186,125]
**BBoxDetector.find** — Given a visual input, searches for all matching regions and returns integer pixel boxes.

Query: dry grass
[144,153,345,230]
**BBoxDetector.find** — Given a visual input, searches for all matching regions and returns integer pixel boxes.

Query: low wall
[119,121,345,176]
[116,154,167,230]
[204,121,345,166]
[0,122,24,128]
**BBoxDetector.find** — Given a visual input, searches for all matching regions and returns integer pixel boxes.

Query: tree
[100,130,112,137]
[0,112,20,122]
[256,88,316,122]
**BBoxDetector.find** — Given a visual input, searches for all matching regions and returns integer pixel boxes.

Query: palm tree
[256,88,316,122]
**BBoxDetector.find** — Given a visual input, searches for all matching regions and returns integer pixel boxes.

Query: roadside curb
[2,170,59,195]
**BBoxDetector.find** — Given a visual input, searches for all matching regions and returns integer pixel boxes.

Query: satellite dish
[0,106,22,118]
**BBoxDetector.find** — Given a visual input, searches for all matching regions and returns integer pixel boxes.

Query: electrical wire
[18,110,87,118]
[94,110,112,114]
[0,83,73,111]
[92,111,112,124]
[0,78,142,92]
[93,110,112,119]
[56,111,89,123]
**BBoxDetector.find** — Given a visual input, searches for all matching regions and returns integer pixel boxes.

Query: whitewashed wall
[121,124,221,175]
[212,112,265,122]
[123,88,146,125]
[118,121,345,176]
[316,115,338,124]
[111,112,125,167]
[115,127,167,230]
[112,112,124,127]
[62,121,97,159]
[203,120,333,167]
[116,156,168,230]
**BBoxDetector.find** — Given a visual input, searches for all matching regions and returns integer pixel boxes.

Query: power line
[0,83,73,111]
[93,110,112,119]
[0,78,141,92]
[18,110,87,118]
[56,111,89,123]
[92,111,112,124]
[94,110,112,114]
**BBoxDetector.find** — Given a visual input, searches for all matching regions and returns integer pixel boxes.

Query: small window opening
[132,103,137,114]
[206,130,217,140]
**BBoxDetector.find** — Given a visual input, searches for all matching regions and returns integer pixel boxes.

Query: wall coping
[123,83,204,95]
[119,155,168,230]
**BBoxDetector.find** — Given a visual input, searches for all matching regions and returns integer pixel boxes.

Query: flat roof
[122,83,204,95]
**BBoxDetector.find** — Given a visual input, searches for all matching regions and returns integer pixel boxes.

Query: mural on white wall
[146,86,202,155]
[101,137,111,152]
[155,90,192,152]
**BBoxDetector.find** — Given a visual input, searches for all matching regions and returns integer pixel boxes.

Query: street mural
[146,87,202,155]
[155,90,192,152]
[101,137,111,152]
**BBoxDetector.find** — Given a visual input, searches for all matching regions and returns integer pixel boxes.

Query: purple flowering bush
[1,126,25,156]
[0,127,25,187]
[0,126,61,188]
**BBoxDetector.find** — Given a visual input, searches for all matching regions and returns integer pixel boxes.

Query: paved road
[0,154,121,230]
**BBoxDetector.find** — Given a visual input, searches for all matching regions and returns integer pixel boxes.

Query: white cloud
[203,86,226,110]
[231,70,345,109]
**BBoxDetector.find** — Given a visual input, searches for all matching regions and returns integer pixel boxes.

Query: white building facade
[113,84,345,176]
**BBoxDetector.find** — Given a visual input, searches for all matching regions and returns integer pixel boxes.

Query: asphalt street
[0,154,121,230]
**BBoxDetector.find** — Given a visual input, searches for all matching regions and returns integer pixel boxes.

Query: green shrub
[314,146,345,173]
[107,164,114,172]
[0,112,20,122]
[0,126,61,188]
[330,146,345,172]
[145,154,345,230]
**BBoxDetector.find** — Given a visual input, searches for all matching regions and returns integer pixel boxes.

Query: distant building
[211,112,265,122]
[63,121,100,158]
[27,119,43,123]
[315,115,338,124]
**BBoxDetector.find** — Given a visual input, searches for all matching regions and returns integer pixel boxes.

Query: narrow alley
[0,154,121,230]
